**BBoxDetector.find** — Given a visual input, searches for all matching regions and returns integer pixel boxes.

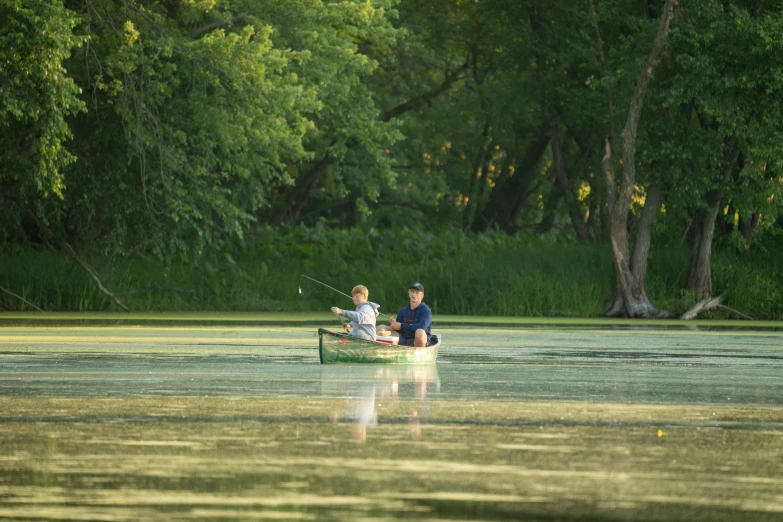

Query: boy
[331,285,380,341]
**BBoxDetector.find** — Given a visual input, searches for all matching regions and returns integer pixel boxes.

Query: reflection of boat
[318,328,441,364]
[319,363,440,395]
[320,364,440,442]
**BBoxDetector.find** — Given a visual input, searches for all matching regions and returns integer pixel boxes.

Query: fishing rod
[301,275,391,319]
[301,276,349,330]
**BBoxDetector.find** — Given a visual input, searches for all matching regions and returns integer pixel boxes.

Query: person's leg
[414,329,428,347]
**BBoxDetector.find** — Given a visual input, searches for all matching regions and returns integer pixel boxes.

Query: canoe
[318,328,441,364]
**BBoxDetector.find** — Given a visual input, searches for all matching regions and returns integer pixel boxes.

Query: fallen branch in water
[681,295,722,320]
[681,295,753,320]
[62,243,130,312]
[0,285,44,312]
[715,304,754,321]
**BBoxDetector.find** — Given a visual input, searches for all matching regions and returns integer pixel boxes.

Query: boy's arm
[350,307,376,325]
[340,309,360,322]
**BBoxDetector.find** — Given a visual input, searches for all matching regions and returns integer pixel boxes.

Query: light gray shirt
[340,301,380,341]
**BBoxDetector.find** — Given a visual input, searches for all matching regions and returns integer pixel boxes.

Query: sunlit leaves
[644,0,783,245]
[0,0,86,199]
[52,0,401,259]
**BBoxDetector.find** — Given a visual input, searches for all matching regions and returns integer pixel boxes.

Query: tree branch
[717,304,754,320]
[616,0,678,216]
[601,139,617,210]
[0,285,44,312]
[380,56,470,122]
[680,295,719,320]
[189,14,250,38]
[588,0,616,152]
[62,243,130,312]
[287,55,471,221]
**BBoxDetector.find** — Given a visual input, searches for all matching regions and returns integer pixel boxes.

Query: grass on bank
[1,226,781,320]
[2,311,783,329]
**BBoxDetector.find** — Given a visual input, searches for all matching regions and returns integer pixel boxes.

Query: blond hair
[351,285,368,298]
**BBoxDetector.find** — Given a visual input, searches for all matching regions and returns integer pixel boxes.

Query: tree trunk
[602,216,661,317]
[686,144,740,298]
[586,190,602,239]
[551,127,592,243]
[474,128,550,232]
[739,212,759,253]
[473,3,551,233]
[602,182,665,318]
[596,0,678,317]
[536,184,562,234]
[754,0,765,20]
[474,153,497,223]
[686,209,715,298]
[630,183,661,285]
[463,121,492,228]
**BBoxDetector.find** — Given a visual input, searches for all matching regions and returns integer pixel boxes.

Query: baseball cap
[409,282,424,292]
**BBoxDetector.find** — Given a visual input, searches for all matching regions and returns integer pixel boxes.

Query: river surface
[0,322,781,521]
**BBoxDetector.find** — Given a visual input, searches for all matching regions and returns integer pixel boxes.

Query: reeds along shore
[1,227,781,320]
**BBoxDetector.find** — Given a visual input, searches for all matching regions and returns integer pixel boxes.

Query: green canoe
[318,328,441,364]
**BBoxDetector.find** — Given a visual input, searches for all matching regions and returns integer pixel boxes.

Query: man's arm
[389,309,404,331]
[399,307,432,332]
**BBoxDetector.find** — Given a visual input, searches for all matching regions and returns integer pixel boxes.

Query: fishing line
[301,275,391,319]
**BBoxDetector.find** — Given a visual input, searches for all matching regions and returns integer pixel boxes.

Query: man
[377,282,432,347]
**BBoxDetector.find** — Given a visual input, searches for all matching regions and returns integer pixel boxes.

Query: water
[1,323,781,521]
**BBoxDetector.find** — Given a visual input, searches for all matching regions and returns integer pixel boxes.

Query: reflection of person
[327,364,436,442]
[329,386,377,443]
[350,386,377,442]
[331,285,380,341]
[377,282,432,347]
[409,410,422,440]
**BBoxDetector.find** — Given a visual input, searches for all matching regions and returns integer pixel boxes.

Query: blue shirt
[396,302,432,341]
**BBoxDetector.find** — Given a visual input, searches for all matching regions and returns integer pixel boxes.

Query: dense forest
[2,0,782,318]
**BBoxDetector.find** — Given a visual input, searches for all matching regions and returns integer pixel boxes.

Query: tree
[669,0,783,316]
[0,0,85,240]
[597,0,679,317]
[53,0,402,259]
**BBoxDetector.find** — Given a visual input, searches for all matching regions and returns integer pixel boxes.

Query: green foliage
[1,0,783,319]
[1,0,403,260]
[0,0,86,196]
[3,226,781,320]
[67,1,351,257]
[0,0,86,239]
[289,0,404,209]
[642,0,783,247]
